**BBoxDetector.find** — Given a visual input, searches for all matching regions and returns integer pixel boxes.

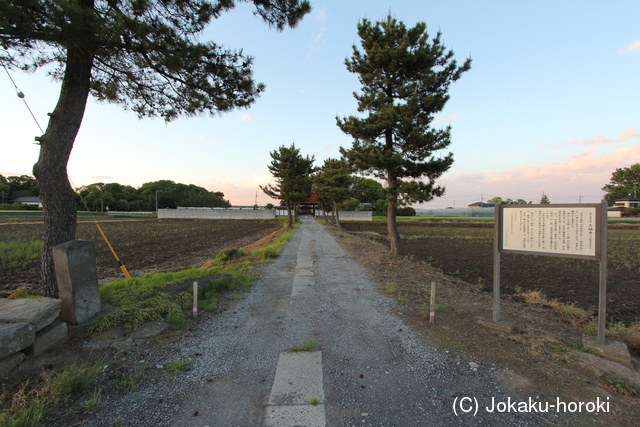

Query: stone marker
[53,239,101,324]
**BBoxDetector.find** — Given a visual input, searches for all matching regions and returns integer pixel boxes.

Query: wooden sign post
[484,201,630,364]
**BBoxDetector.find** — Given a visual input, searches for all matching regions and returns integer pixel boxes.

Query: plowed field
[343,221,640,325]
[0,218,283,297]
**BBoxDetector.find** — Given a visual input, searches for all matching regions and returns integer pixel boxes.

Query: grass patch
[289,338,318,353]
[0,358,105,427]
[308,397,320,405]
[212,248,248,264]
[429,332,469,352]
[167,312,186,331]
[166,359,193,378]
[7,285,41,299]
[545,342,566,352]
[116,364,147,392]
[384,282,397,295]
[605,375,638,397]
[0,240,41,268]
[92,265,252,333]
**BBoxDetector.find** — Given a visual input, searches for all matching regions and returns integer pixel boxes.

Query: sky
[1,0,639,208]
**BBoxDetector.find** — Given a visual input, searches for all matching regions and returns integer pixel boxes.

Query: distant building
[468,202,495,208]
[607,197,640,218]
[11,196,42,208]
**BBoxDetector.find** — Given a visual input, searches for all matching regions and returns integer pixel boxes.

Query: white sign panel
[501,206,598,258]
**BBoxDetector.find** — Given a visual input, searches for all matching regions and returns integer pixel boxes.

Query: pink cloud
[620,40,640,53]
[429,145,640,208]
[616,125,640,142]
[432,114,459,125]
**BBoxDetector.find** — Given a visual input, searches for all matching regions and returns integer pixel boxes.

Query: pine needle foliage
[337,15,471,256]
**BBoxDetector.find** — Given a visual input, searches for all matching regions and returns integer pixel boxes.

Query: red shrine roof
[304,192,319,205]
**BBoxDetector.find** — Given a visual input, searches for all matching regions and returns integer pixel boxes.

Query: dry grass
[515,290,591,324]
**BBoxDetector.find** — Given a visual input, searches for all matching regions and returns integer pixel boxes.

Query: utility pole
[155,190,159,212]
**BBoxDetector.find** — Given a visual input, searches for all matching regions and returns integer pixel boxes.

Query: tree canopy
[313,158,351,230]
[602,163,640,206]
[1,0,311,296]
[260,143,315,228]
[337,15,471,255]
[76,180,230,211]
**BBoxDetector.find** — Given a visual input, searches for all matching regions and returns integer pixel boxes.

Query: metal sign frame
[492,201,608,344]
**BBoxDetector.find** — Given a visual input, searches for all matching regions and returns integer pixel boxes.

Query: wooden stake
[430,281,436,324]
[193,282,198,319]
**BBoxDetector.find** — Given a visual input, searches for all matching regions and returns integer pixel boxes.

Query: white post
[193,282,198,319]
[430,281,436,324]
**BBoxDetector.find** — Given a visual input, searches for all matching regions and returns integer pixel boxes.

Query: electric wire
[2,64,45,134]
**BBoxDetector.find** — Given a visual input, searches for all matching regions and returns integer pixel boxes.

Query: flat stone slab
[0,322,35,359]
[582,335,632,366]
[130,321,171,339]
[478,318,516,333]
[0,298,61,331]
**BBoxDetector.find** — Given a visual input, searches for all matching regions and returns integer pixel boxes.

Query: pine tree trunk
[33,48,94,297]
[286,203,292,228]
[387,174,402,257]
[320,202,327,221]
[333,198,343,231]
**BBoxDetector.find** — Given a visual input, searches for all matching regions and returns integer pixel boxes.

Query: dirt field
[343,221,640,326]
[0,218,283,297]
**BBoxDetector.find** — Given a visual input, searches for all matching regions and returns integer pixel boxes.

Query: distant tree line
[0,175,39,208]
[0,175,230,211]
[76,180,230,211]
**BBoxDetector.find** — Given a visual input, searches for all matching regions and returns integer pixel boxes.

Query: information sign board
[500,204,600,260]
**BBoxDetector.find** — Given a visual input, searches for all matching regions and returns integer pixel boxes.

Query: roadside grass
[91,219,298,334]
[0,358,105,427]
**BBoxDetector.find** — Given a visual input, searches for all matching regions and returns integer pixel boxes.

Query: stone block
[478,317,516,333]
[0,352,26,378]
[0,322,35,359]
[582,335,632,366]
[0,298,62,331]
[25,321,68,356]
[53,239,101,324]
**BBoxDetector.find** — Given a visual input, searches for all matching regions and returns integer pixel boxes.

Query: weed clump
[215,248,248,263]
[289,338,318,353]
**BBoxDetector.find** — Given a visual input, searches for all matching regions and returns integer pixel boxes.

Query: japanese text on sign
[501,207,597,258]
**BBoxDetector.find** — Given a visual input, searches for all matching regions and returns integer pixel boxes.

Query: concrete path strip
[265,351,325,426]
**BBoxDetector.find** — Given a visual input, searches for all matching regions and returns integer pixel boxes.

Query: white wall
[158,208,275,220]
[337,211,373,221]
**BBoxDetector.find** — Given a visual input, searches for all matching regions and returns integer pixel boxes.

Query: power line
[2,65,45,134]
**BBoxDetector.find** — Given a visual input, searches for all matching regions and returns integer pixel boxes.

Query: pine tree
[540,193,551,204]
[0,0,310,296]
[313,158,351,231]
[337,15,471,256]
[260,144,315,228]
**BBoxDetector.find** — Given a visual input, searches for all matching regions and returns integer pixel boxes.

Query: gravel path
[75,218,571,426]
